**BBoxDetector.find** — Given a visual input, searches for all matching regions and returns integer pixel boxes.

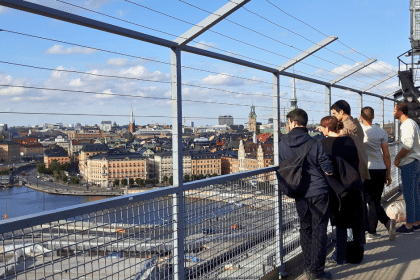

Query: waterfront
[0,185,109,220]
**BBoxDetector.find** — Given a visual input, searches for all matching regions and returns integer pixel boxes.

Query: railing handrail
[0,166,277,235]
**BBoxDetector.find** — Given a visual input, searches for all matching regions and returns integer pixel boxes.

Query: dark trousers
[364,169,390,234]
[295,193,330,276]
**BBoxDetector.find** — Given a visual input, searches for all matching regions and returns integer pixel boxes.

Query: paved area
[293,193,420,280]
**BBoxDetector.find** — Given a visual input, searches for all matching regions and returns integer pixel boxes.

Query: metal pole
[325,86,331,116]
[380,98,384,128]
[394,101,399,142]
[171,47,185,280]
[273,73,286,277]
[358,93,363,117]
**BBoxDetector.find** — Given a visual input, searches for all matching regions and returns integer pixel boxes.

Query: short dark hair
[331,100,351,115]
[287,109,308,126]
[320,116,339,133]
[395,102,409,116]
[361,106,374,122]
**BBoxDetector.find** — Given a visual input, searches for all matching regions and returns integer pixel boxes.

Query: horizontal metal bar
[361,73,397,92]
[174,0,251,47]
[277,36,338,72]
[0,0,178,48]
[0,167,277,234]
[183,166,278,191]
[0,185,177,234]
[329,58,376,85]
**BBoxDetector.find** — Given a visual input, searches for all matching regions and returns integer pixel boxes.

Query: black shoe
[412,224,420,231]
[396,224,414,234]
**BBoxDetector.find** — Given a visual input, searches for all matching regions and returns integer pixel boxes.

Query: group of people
[279,100,420,280]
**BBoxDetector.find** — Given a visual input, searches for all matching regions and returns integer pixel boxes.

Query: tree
[49,160,62,174]
[0,169,9,175]
[184,174,190,182]
[62,163,70,170]
[36,163,47,174]
[129,178,134,185]
[62,175,68,183]
[152,178,157,185]
[121,178,128,186]
[163,176,168,184]
[191,174,197,181]
[169,176,173,185]
[145,178,151,185]
[114,179,120,186]
[198,174,204,180]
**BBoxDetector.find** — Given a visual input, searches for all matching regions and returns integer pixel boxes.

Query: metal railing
[0,143,402,279]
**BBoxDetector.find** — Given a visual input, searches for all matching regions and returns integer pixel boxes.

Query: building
[44,145,70,168]
[86,153,148,188]
[153,151,191,183]
[100,121,113,132]
[20,142,44,160]
[191,152,221,176]
[248,104,257,133]
[0,141,20,163]
[78,143,109,177]
[129,107,136,133]
[218,115,234,126]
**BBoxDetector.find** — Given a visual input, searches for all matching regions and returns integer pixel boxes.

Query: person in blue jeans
[393,103,420,234]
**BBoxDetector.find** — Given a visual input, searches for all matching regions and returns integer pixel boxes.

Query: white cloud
[69,78,83,87]
[84,0,113,10]
[97,89,115,99]
[46,45,96,55]
[106,58,129,67]
[193,41,219,51]
[202,73,244,86]
[50,66,69,79]
[0,6,7,13]
[119,65,170,81]
[328,61,397,78]
[0,87,25,96]
[11,97,23,102]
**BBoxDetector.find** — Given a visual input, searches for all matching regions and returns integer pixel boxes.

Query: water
[0,185,108,221]
[0,186,245,225]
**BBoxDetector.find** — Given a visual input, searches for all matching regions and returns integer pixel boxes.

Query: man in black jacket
[280,109,334,280]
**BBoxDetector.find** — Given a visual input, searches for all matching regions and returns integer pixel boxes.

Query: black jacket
[279,127,333,198]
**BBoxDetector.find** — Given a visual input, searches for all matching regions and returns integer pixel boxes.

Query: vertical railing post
[380,98,385,128]
[325,85,331,116]
[358,92,363,117]
[273,72,285,277]
[171,47,185,280]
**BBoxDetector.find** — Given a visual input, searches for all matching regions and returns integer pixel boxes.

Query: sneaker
[366,233,382,240]
[413,224,420,231]
[396,224,414,234]
[386,219,397,240]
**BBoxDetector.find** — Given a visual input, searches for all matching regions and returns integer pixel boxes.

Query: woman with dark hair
[318,116,365,264]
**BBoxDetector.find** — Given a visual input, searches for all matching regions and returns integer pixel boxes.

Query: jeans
[400,160,420,224]
[296,193,330,276]
[364,169,390,234]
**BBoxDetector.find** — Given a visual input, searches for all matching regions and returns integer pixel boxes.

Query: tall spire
[129,105,135,124]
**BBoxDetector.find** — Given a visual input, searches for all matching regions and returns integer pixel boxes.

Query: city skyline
[0,0,406,127]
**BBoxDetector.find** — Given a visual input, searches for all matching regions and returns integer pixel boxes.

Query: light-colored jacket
[340,117,370,180]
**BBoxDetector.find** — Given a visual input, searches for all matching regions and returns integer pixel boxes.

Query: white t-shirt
[361,123,388,170]
[400,118,420,166]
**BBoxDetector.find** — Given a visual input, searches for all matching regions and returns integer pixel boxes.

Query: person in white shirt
[394,103,420,234]
[360,107,396,241]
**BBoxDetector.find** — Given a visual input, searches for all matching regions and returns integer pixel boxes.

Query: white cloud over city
[46,45,96,55]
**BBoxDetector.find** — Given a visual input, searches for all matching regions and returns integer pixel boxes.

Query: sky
[0,0,411,127]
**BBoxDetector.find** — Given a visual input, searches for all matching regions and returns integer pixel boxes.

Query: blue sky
[0,0,410,127]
